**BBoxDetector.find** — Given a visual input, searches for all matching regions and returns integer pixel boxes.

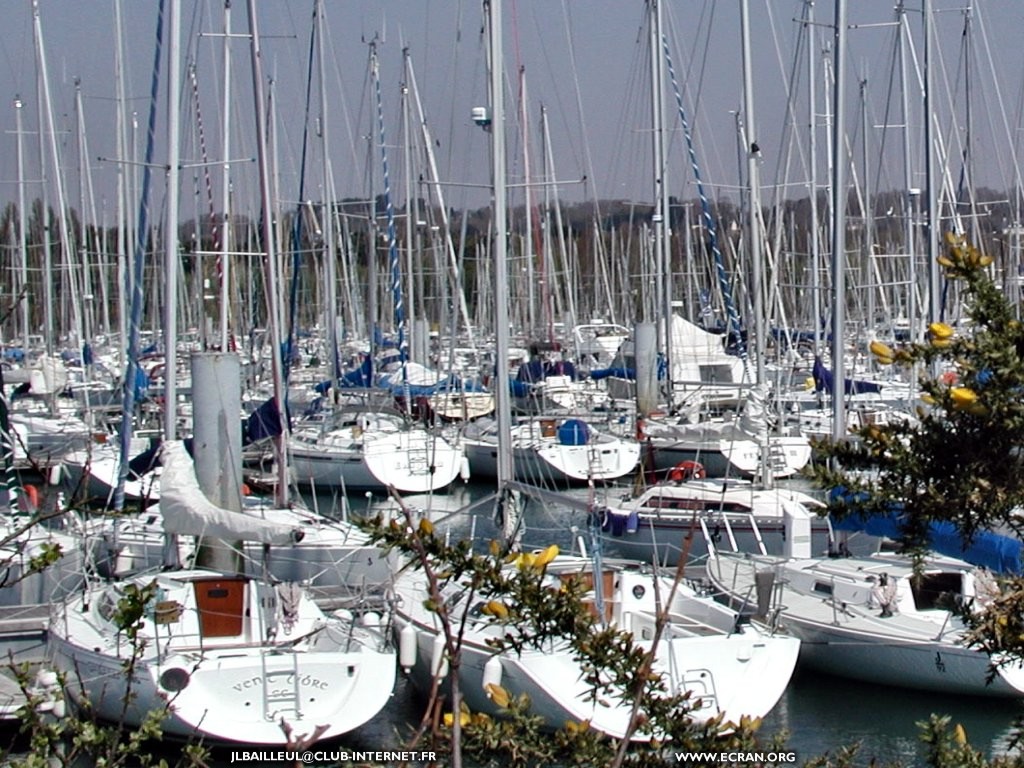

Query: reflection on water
[763,667,1023,763]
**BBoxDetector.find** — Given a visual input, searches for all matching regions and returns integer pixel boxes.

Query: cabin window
[910,572,963,611]
[812,581,833,596]
[642,497,750,513]
[698,364,734,384]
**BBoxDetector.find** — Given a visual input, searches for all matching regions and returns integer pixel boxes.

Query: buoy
[667,460,706,482]
[482,656,503,692]
[48,462,62,485]
[459,455,472,483]
[399,623,418,672]
[241,482,251,497]
[361,611,381,630]
[430,633,449,679]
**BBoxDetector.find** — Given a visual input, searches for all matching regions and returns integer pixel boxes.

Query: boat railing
[706,555,790,633]
[701,511,769,562]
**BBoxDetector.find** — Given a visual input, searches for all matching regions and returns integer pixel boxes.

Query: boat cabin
[96,570,318,654]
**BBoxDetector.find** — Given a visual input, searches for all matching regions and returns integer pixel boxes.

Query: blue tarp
[246,397,287,443]
[590,367,635,381]
[338,356,374,388]
[812,356,883,396]
[830,488,1023,574]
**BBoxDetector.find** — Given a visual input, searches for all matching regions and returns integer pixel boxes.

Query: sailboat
[48,442,396,743]
[461,413,639,485]
[705,509,1024,697]
[390,0,798,741]
[640,383,811,480]
[289,404,467,493]
[393,553,799,737]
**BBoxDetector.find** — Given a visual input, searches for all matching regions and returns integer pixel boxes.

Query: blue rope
[372,47,406,365]
[114,0,165,513]
[661,33,749,370]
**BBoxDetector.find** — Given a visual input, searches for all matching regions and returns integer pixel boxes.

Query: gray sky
[2,1,1023,222]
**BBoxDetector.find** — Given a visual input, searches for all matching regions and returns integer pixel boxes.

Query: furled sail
[159,441,302,545]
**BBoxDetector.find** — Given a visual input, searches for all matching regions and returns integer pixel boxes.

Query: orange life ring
[667,460,706,482]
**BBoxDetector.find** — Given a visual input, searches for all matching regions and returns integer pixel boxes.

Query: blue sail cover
[812,356,883,396]
[830,488,1022,574]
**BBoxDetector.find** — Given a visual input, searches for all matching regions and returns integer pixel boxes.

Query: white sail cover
[159,441,301,545]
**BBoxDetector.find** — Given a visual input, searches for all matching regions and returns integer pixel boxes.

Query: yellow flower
[928,322,954,339]
[485,683,511,708]
[869,340,895,365]
[443,711,472,728]
[418,518,435,536]
[950,387,978,409]
[514,552,537,571]
[482,600,509,620]
[533,544,560,570]
[954,723,968,745]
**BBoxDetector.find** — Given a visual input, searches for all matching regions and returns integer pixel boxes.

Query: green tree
[807,233,1024,765]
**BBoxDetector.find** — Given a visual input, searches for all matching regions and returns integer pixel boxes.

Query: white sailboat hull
[290,423,465,493]
[48,571,396,744]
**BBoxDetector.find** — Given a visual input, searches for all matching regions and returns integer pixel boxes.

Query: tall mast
[114,0,132,368]
[247,0,290,505]
[806,0,823,359]
[897,1,919,358]
[14,97,29,353]
[923,0,942,323]
[485,0,514,521]
[163,0,182,439]
[648,0,672,404]
[219,0,233,352]
[741,0,765,387]
[316,0,339,384]
[31,0,58,356]
[830,0,848,442]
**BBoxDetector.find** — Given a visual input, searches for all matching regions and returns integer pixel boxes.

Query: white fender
[482,656,503,692]
[430,633,449,679]
[399,623,418,672]
[459,455,471,482]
